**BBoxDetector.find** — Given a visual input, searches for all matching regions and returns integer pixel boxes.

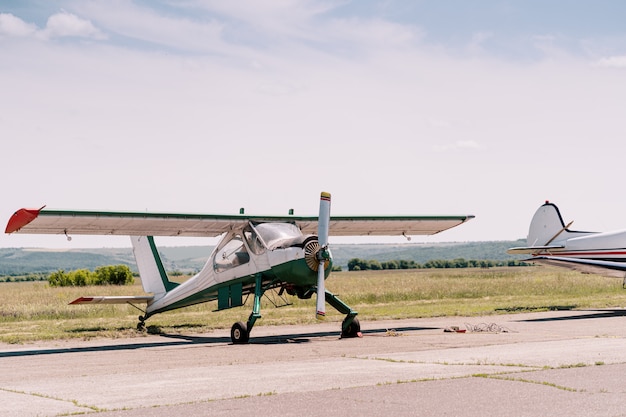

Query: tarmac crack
[356,355,543,370]
[0,386,103,414]
[471,374,580,392]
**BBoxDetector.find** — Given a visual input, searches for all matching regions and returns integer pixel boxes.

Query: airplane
[508,201,626,283]
[5,192,474,344]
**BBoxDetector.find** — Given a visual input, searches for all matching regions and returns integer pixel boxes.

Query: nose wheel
[341,317,362,338]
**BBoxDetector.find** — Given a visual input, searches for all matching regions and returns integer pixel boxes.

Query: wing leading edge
[6,207,474,237]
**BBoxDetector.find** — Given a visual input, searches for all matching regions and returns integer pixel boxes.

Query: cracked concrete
[2,310,626,416]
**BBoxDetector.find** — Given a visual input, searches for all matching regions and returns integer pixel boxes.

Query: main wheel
[341,317,361,338]
[137,316,146,331]
[231,321,250,344]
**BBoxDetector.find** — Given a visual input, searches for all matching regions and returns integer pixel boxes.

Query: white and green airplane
[5,192,474,344]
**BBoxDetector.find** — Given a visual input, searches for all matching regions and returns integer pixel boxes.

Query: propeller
[316,191,331,320]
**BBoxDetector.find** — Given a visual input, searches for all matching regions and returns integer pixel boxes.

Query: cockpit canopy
[214,222,315,273]
[252,222,310,250]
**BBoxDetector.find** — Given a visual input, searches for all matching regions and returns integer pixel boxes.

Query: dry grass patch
[1,266,626,343]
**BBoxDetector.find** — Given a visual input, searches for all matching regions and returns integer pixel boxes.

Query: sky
[2,0,626,249]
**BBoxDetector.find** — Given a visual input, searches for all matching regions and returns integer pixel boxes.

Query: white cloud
[466,31,493,55]
[39,11,106,40]
[0,13,37,37]
[0,11,105,41]
[71,1,227,54]
[595,55,626,68]
[189,0,335,37]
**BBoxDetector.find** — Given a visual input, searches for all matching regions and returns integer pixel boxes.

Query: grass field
[1,266,626,344]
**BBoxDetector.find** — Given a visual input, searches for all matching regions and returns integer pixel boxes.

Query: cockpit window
[253,222,303,250]
[214,234,250,273]
[244,224,266,255]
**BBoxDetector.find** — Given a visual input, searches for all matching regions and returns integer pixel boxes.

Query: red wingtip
[5,206,45,234]
[69,297,94,305]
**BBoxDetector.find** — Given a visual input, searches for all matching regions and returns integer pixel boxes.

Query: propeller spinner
[316,191,331,320]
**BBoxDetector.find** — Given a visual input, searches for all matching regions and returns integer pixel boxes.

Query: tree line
[347,258,530,271]
[48,265,135,287]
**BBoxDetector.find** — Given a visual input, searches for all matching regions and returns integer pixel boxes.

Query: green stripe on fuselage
[145,257,331,318]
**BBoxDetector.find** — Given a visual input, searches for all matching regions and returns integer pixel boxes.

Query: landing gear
[230,274,263,344]
[341,317,361,338]
[137,315,146,331]
[231,321,250,344]
[323,288,361,339]
[228,275,361,344]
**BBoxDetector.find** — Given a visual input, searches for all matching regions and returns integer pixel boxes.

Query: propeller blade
[318,192,330,247]
[316,264,326,320]
[316,192,331,320]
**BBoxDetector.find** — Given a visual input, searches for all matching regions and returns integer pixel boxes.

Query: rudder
[526,202,590,246]
[130,236,178,297]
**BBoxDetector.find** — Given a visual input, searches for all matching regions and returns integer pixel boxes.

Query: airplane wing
[529,256,626,279]
[6,207,251,237]
[6,207,474,237]
[302,215,474,236]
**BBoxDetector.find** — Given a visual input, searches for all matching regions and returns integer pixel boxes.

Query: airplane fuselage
[144,221,330,318]
[508,202,626,279]
[531,230,626,262]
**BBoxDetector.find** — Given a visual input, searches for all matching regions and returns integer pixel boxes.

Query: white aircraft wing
[299,215,475,236]
[6,207,252,237]
[6,207,474,237]
[529,256,626,279]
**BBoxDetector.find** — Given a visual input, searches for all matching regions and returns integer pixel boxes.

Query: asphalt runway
[3,310,626,417]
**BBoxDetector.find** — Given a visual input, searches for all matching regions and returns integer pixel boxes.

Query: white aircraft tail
[526,202,588,246]
[131,236,178,297]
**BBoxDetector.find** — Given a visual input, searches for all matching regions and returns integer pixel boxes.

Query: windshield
[253,222,303,249]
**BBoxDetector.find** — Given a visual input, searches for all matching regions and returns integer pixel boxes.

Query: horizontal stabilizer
[507,245,565,254]
[69,296,154,305]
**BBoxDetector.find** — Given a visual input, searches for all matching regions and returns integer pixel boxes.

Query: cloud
[466,31,494,55]
[39,11,106,40]
[0,11,105,41]
[595,55,626,68]
[70,1,227,54]
[0,13,37,37]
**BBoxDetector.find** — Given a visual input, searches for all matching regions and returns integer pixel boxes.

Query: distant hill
[0,248,136,276]
[0,240,526,276]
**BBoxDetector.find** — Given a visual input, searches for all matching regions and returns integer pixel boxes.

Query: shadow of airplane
[517,309,626,323]
[0,325,438,358]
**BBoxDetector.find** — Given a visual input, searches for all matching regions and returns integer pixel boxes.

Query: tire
[341,317,361,338]
[231,321,250,344]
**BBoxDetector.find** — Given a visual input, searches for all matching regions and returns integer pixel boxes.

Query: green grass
[1,266,625,343]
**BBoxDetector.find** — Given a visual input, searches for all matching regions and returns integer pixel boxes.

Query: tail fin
[131,236,178,297]
[526,202,588,246]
